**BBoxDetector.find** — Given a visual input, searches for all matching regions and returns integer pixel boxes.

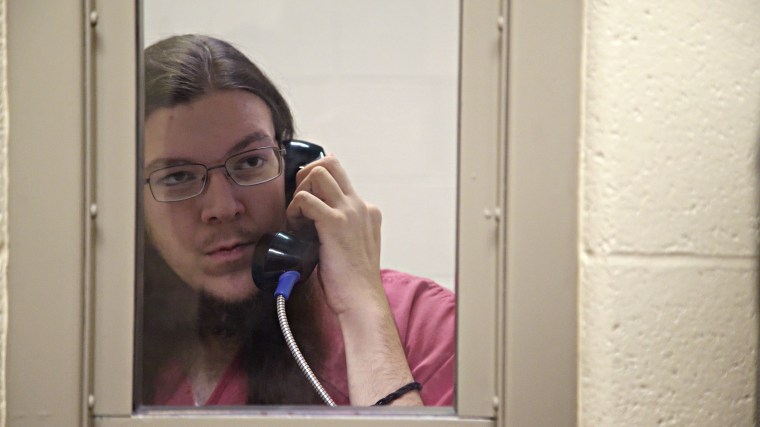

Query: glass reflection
[138,1,458,409]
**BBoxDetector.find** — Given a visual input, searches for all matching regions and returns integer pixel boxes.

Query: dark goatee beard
[196,288,277,342]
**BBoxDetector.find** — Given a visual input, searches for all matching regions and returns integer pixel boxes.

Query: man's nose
[199,168,245,224]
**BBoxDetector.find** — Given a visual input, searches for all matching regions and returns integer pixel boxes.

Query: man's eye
[234,154,266,170]
[157,169,199,186]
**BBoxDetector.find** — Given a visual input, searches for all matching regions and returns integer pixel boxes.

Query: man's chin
[195,271,263,303]
[203,283,261,304]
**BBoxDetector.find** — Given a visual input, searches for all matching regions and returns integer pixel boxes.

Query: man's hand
[286,155,422,406]
[286,154,383,317]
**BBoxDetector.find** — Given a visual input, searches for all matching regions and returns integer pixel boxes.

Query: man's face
[144,90,286,302]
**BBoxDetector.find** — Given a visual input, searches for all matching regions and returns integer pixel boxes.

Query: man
[141,34,454,407]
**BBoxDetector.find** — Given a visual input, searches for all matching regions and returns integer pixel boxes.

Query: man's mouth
[205,240,256,262]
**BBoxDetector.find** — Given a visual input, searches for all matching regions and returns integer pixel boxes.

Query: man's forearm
[337,287,423,406]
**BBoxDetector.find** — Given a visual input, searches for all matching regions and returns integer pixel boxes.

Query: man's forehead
[143,91,276,165]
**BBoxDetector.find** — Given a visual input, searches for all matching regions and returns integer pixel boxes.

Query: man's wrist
[334,285,392,331]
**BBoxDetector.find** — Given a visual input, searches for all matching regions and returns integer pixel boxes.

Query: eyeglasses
[145,146,286,202]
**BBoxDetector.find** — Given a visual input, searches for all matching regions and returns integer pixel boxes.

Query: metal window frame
[5,0,581,426]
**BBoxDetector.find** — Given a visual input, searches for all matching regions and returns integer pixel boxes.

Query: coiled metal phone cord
[276,294,336,406]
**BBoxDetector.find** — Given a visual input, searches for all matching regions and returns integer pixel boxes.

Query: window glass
[137,0,459,411]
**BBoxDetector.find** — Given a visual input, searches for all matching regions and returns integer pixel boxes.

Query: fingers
[287,154,381,251]
[296,154,356,197]
[286,165,341,230]
[286,183,376,233]
[293,164,346,209]
[288,154,359,224]
[285,189,335,230]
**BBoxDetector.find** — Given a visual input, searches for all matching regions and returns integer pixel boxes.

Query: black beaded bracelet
[373,381,422,406]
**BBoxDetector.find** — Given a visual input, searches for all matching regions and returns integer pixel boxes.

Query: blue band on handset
[274,270,301,300]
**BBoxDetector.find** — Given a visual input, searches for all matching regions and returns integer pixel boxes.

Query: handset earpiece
[251,140,325,293]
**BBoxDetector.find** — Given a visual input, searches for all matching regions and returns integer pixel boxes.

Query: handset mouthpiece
[251,229,319,293]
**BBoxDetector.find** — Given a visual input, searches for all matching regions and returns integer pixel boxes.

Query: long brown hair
[140,34,324,405]
[144,34,294,144]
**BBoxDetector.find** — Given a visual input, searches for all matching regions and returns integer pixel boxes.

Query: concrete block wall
[581,0,759,425]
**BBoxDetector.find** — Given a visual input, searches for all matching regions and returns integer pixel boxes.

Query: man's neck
[186,335,241,406]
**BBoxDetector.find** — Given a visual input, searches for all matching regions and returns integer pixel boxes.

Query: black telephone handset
[251,140,325,293]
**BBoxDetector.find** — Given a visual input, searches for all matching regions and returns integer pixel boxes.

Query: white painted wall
[143,0,460,290]
[581,1,759,425]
